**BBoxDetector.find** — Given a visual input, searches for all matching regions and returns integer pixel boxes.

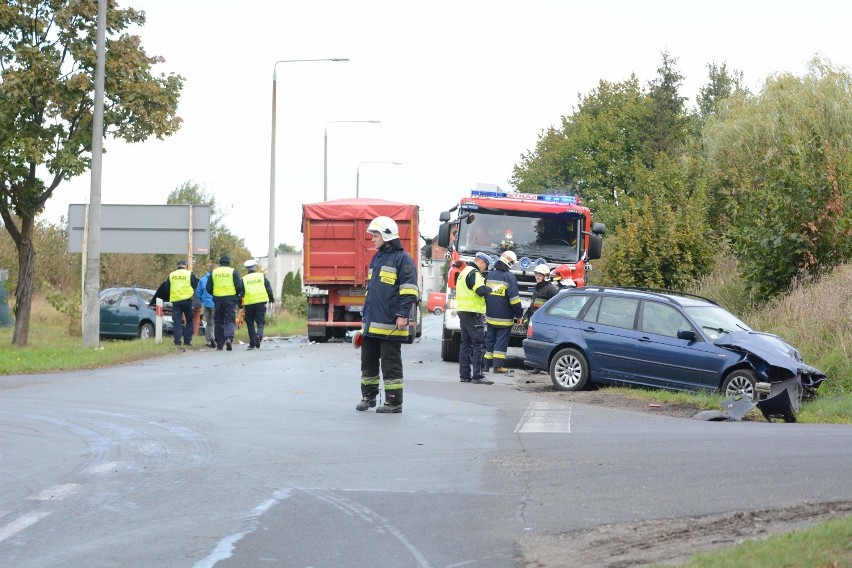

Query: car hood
[713,331,826,381]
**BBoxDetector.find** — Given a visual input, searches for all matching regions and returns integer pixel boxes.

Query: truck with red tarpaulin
[301,198,422,343]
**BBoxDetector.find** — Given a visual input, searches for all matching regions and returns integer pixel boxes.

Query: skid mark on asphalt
[514,401,572,433]
[302,488,434,568]
[193,489,293,568]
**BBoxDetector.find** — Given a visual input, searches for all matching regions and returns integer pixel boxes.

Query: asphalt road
[1,313,850,568]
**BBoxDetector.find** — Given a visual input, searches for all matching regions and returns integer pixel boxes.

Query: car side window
[100,290,122,307]
[545,294,591,319]
[118,291,137,307]
[641,301,691,338]
[591,296,639,330]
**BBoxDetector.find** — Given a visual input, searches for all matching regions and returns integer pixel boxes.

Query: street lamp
[324,120,381,201]
[269,57,348,302]
[356,161,403,198]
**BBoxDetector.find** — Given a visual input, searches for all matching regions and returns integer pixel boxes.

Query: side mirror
[437,223,452,248]
[587,234,603,260]
[592,222,607,236]
[439,211,451,222]
[677,329,697,341]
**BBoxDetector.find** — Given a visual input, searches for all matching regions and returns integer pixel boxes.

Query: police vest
[455,265,486,314]
[212,266,237,296]
[242,272,268,306]
[169,268,194,302]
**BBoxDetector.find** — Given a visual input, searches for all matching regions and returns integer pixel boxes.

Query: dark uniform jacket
[362,240,419,342]
[484,260,523,327]
[523,280,559,322]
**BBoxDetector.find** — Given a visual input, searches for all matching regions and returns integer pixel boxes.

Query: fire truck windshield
[457,212,582,263]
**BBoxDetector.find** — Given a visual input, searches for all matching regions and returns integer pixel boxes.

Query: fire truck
[436,189,606,361]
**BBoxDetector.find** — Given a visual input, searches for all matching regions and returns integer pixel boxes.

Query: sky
[42,0,851,258]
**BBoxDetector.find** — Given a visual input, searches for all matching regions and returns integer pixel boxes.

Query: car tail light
[526,323,533,338]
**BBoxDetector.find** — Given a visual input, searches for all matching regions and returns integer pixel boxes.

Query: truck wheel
[440,328,460,362]
[433,307,443,316]
[307,305,331,343]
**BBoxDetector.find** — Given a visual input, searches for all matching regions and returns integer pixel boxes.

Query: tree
[696,62,747,120]
[645,51,690,157]
[703,57,852,297]
[281,271,293,299]
[166,181,251,271]
[0,2,184,345]
[277,243,298,253]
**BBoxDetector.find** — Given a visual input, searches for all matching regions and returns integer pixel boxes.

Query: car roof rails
[612,286,719,307]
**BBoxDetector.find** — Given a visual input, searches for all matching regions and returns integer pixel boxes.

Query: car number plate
[511,323,526,335]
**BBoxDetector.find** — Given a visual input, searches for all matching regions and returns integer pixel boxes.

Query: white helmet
[533,264,550,276]
[366,216,399,242]
[499,250,517,267]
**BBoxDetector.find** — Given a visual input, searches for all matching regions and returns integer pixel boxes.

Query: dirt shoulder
[512,373,851,567]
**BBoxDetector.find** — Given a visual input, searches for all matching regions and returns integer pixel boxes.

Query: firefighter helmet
[552,264,573,282]
[533,264,550,276]
[366,216,399,242]
[499,250,517,267]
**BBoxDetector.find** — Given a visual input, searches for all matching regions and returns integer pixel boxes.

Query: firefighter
[356,216,419,413]
[522,264,559,325]
[242,259,275,350]
[484,250,523,373]
[551,264,577,289]
[206,255,244,351]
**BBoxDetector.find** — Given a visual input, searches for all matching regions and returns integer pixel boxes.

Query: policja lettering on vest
[150,259,199,350]
[206,255,244,351]
[242,259,275,350]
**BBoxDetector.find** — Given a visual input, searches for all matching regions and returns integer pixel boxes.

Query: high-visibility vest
[242,272,268,306]
[455,265,486,314]
[212,266,237,296]
[169,268,194,302]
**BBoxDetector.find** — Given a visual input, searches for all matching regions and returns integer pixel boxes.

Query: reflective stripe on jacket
[484,261,523,327]
[362,243,419,342]
[169,269,194,302]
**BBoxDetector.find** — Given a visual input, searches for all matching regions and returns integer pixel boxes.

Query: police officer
[484,250,523,373]
[196,263,217,348]
[206,255,244,351]
[356,216,419,414]
[242,259,275,350]
[456,252,493,384]
[151,259,198,350]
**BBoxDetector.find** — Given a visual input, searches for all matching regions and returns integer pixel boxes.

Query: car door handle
[638,336,651,342]
[582,326,597,333]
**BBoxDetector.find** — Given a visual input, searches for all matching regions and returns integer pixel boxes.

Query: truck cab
[436,189,605,361]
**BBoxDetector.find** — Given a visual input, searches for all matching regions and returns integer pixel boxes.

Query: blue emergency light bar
[470,189,578,205]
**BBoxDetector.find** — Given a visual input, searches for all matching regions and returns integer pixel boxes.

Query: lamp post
[269,57,348,300]
[356,161,402,198]
[324,120,380,202]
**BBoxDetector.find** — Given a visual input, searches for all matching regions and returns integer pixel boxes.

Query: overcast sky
[42,0,851,257]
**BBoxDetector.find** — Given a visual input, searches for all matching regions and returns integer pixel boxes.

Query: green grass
[0,304,308,375]
[670,515,852,568]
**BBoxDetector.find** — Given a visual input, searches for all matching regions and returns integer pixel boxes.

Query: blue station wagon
[99,287,173,339]
[523,287,826,400]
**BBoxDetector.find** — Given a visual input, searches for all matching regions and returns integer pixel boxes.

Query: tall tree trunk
[11,216,35,347]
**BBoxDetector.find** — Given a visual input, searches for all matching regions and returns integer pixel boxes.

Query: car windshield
[456,211,582,263]
[684,305,751,341]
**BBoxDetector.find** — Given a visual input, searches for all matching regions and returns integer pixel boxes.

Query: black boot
[376,390,402,413]
[356,397,376,411]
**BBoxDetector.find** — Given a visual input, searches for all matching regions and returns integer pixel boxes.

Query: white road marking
[0,511,51,544]
[515,401,572,433]
[193,489,293,568]
[27,483,80,501]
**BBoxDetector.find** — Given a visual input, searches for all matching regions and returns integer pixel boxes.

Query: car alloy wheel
[722,369,757,401]
[549,347,589,391]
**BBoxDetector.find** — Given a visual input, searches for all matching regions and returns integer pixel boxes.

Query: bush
[281,294,306,318]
